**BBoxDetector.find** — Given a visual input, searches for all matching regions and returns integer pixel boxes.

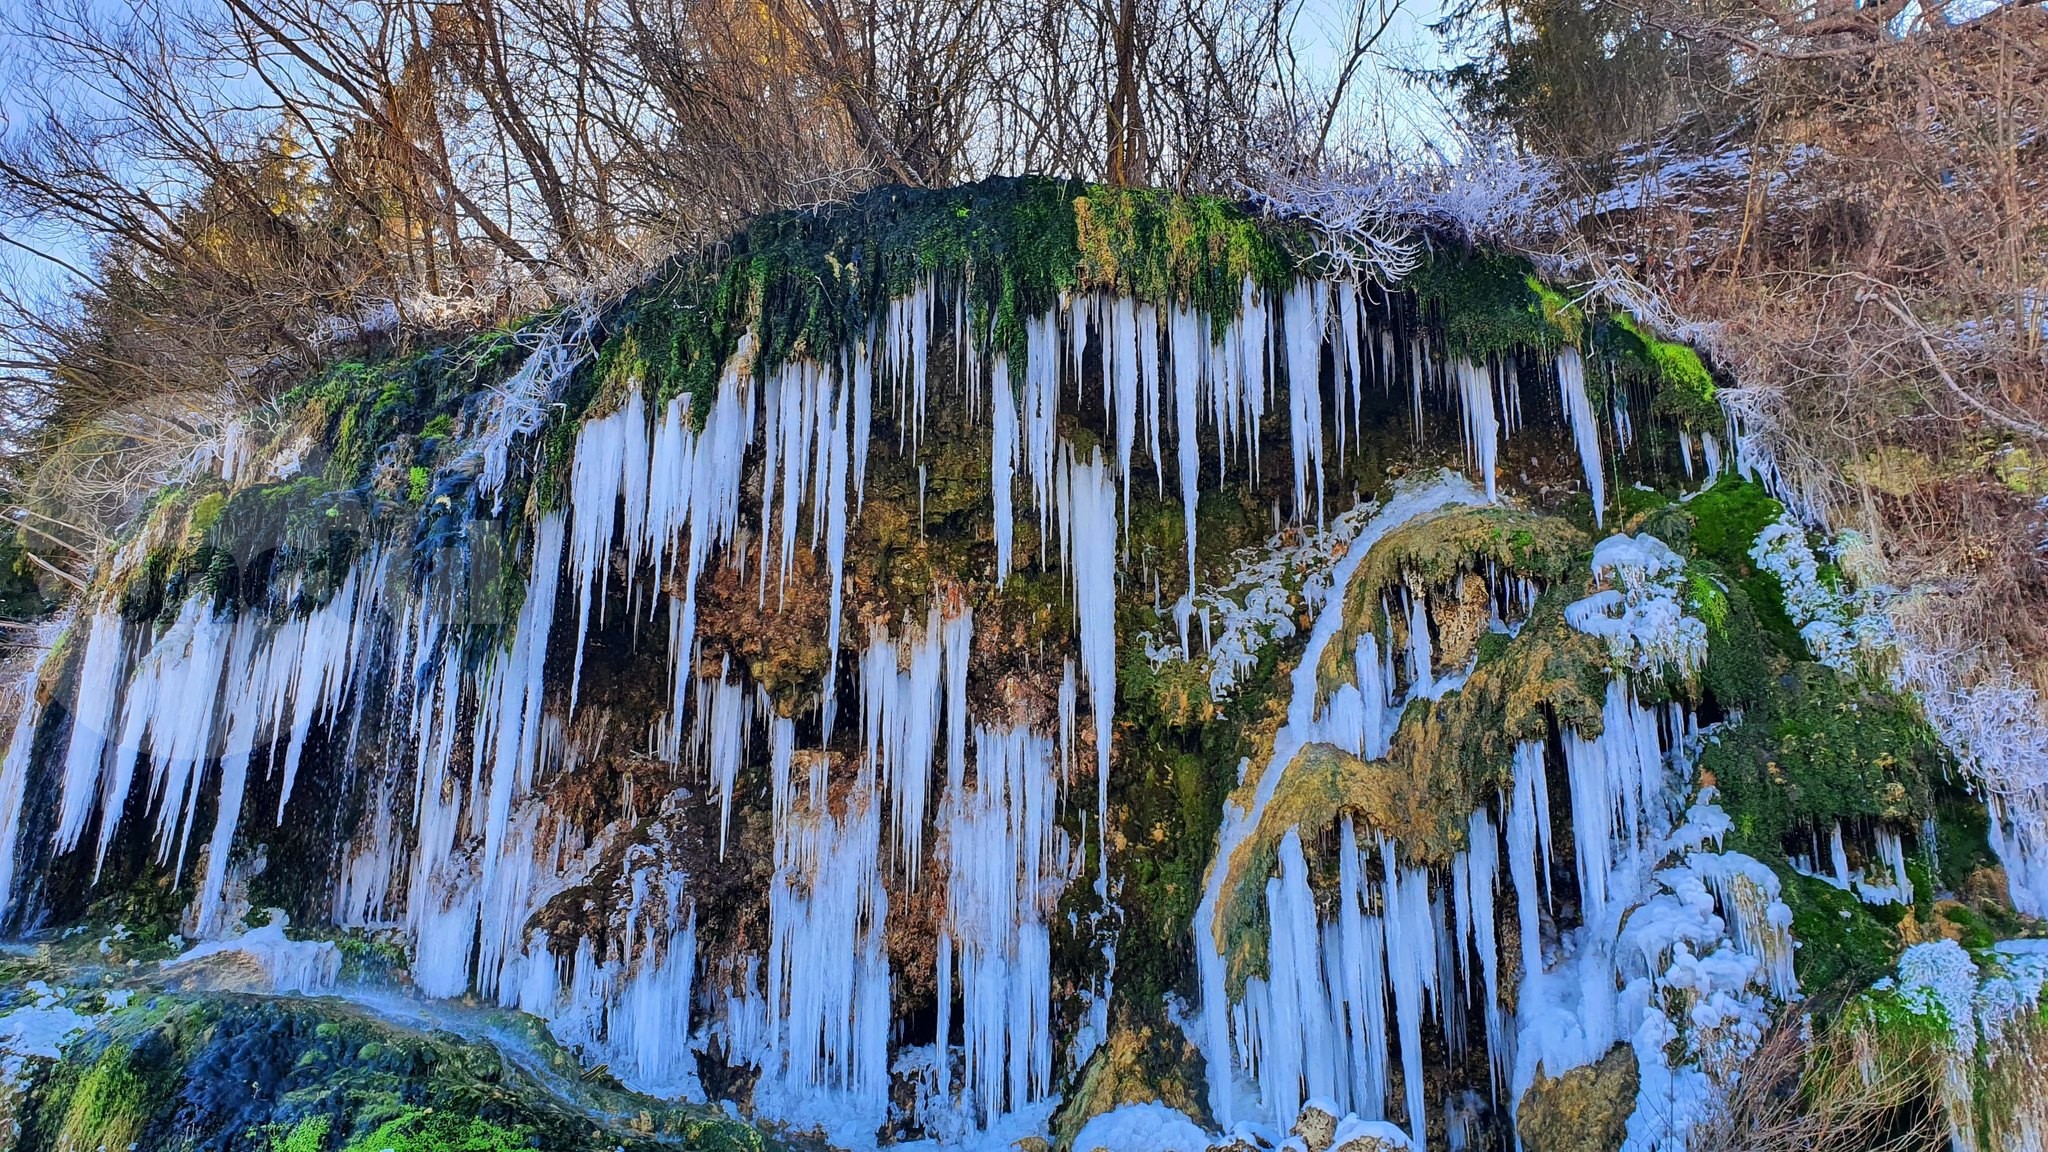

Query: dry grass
[1518,5,2048,722]
[1688,1014,1942,1152]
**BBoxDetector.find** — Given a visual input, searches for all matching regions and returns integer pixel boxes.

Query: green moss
[338,1109,533,1152]
[333,931,408,983]
[1526,274,1586,346]
[1072,186,1295,334]
[1685,570,1727,631]
[267,1115,333,1152]
[1696,570,1776,713]
[1405,249,1569,361]
[1372,584,1604,807]
[1932,795,1999,893]
[53,1034,179,1152]
[1603,313,1718,428]
[19,993,769,1152]
[611,176,1300,418]
[1706,664,1942,862]
[1780,872,1900,992]
[0,527,55,621]
[1684,476,1781,569]
[1219,586,1607,993]
[1843,979,1958,1052]
[1941,903,2000,951]
[184,491,227,544]
[1613,482,1674,521]
[1679,477,1807,658]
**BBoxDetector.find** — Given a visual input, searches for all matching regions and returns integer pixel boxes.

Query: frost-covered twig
[466,304,602,511]
[1247,136,1563,283]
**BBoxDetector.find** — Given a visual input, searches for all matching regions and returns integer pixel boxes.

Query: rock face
[1054,1021,1210,1150]
[1292,1099,1339,1152]
[1330,1119,1414,1152]
[0,176,2023,1151]
[1516,1044,1640,1152]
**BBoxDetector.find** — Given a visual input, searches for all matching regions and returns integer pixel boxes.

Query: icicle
[1383,838,1434,1149]
[1455,359,1499,501]
[464,512,569,996]
[991,356,1018,585]
[1170,306,1203,595]
[853,339,874,513]
[759,371,785,605]
[1505,740,1554,982]
[1068,450,1119,877]
[936,927,954,1099]
[611,897,700,1098]
[1258,829,1341,1127]
[946,724,1062,1126]
[53,610,126,856]
[1405,586,1436,700]
[1238,278,1269,476]
[943,609,972,807]
[860,605,952,876]
[1466,809,1506,1095]
[1877,825,1913,896]
[276,555,386,820]
[700,664,750,859]
[194,615,267,938]
[820,368,853,741]
[1211,310,1241,474]
[1556,349,1605,527]
[777,364,819,597]
[1024,314,1062,561]
[1191,474,1486,1130]
[125,598,232,872]
[0,641,52,923]
[567,387,647,713]
[1337,818,1390,1120]
[1560,681,1664,934]
[1689,851,1799,1001]
[1340,282,1363,461]
[660,349,758,754]
[1355,633,1388,759]
[765,774,891,1112]
[1830,822,1852,890]
[1284,282,1328,526]
[1140,304,1164,495]
[1108,296,1140,519]
[1058,660,1077,785]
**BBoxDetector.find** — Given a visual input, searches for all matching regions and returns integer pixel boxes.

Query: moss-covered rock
[1219,577,1606,993]
[9,991,769,1152]
[1705,664,1943,865]
[1403,249,1576,361]
[1049,1016,1209,1152]
[1515,1043,1638,1152]
[1320,504,1588,694]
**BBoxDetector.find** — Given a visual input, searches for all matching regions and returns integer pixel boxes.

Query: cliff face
[0,177,2038,1152]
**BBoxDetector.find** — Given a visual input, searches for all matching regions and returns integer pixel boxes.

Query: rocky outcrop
[1515,1044,1639,1152]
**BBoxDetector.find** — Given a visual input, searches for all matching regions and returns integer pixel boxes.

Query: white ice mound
[160,909,339,995]
[1071,1102,1211,1152]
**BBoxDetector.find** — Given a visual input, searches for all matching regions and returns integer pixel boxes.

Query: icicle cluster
[0,251,1678,1148]
[1194,476,1805,1150]
[1565,533,1706,677]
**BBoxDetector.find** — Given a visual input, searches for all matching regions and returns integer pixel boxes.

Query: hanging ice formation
[1557,349,1606,527]
[0,217,1720,1151]
[1191,481,1798,1149]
